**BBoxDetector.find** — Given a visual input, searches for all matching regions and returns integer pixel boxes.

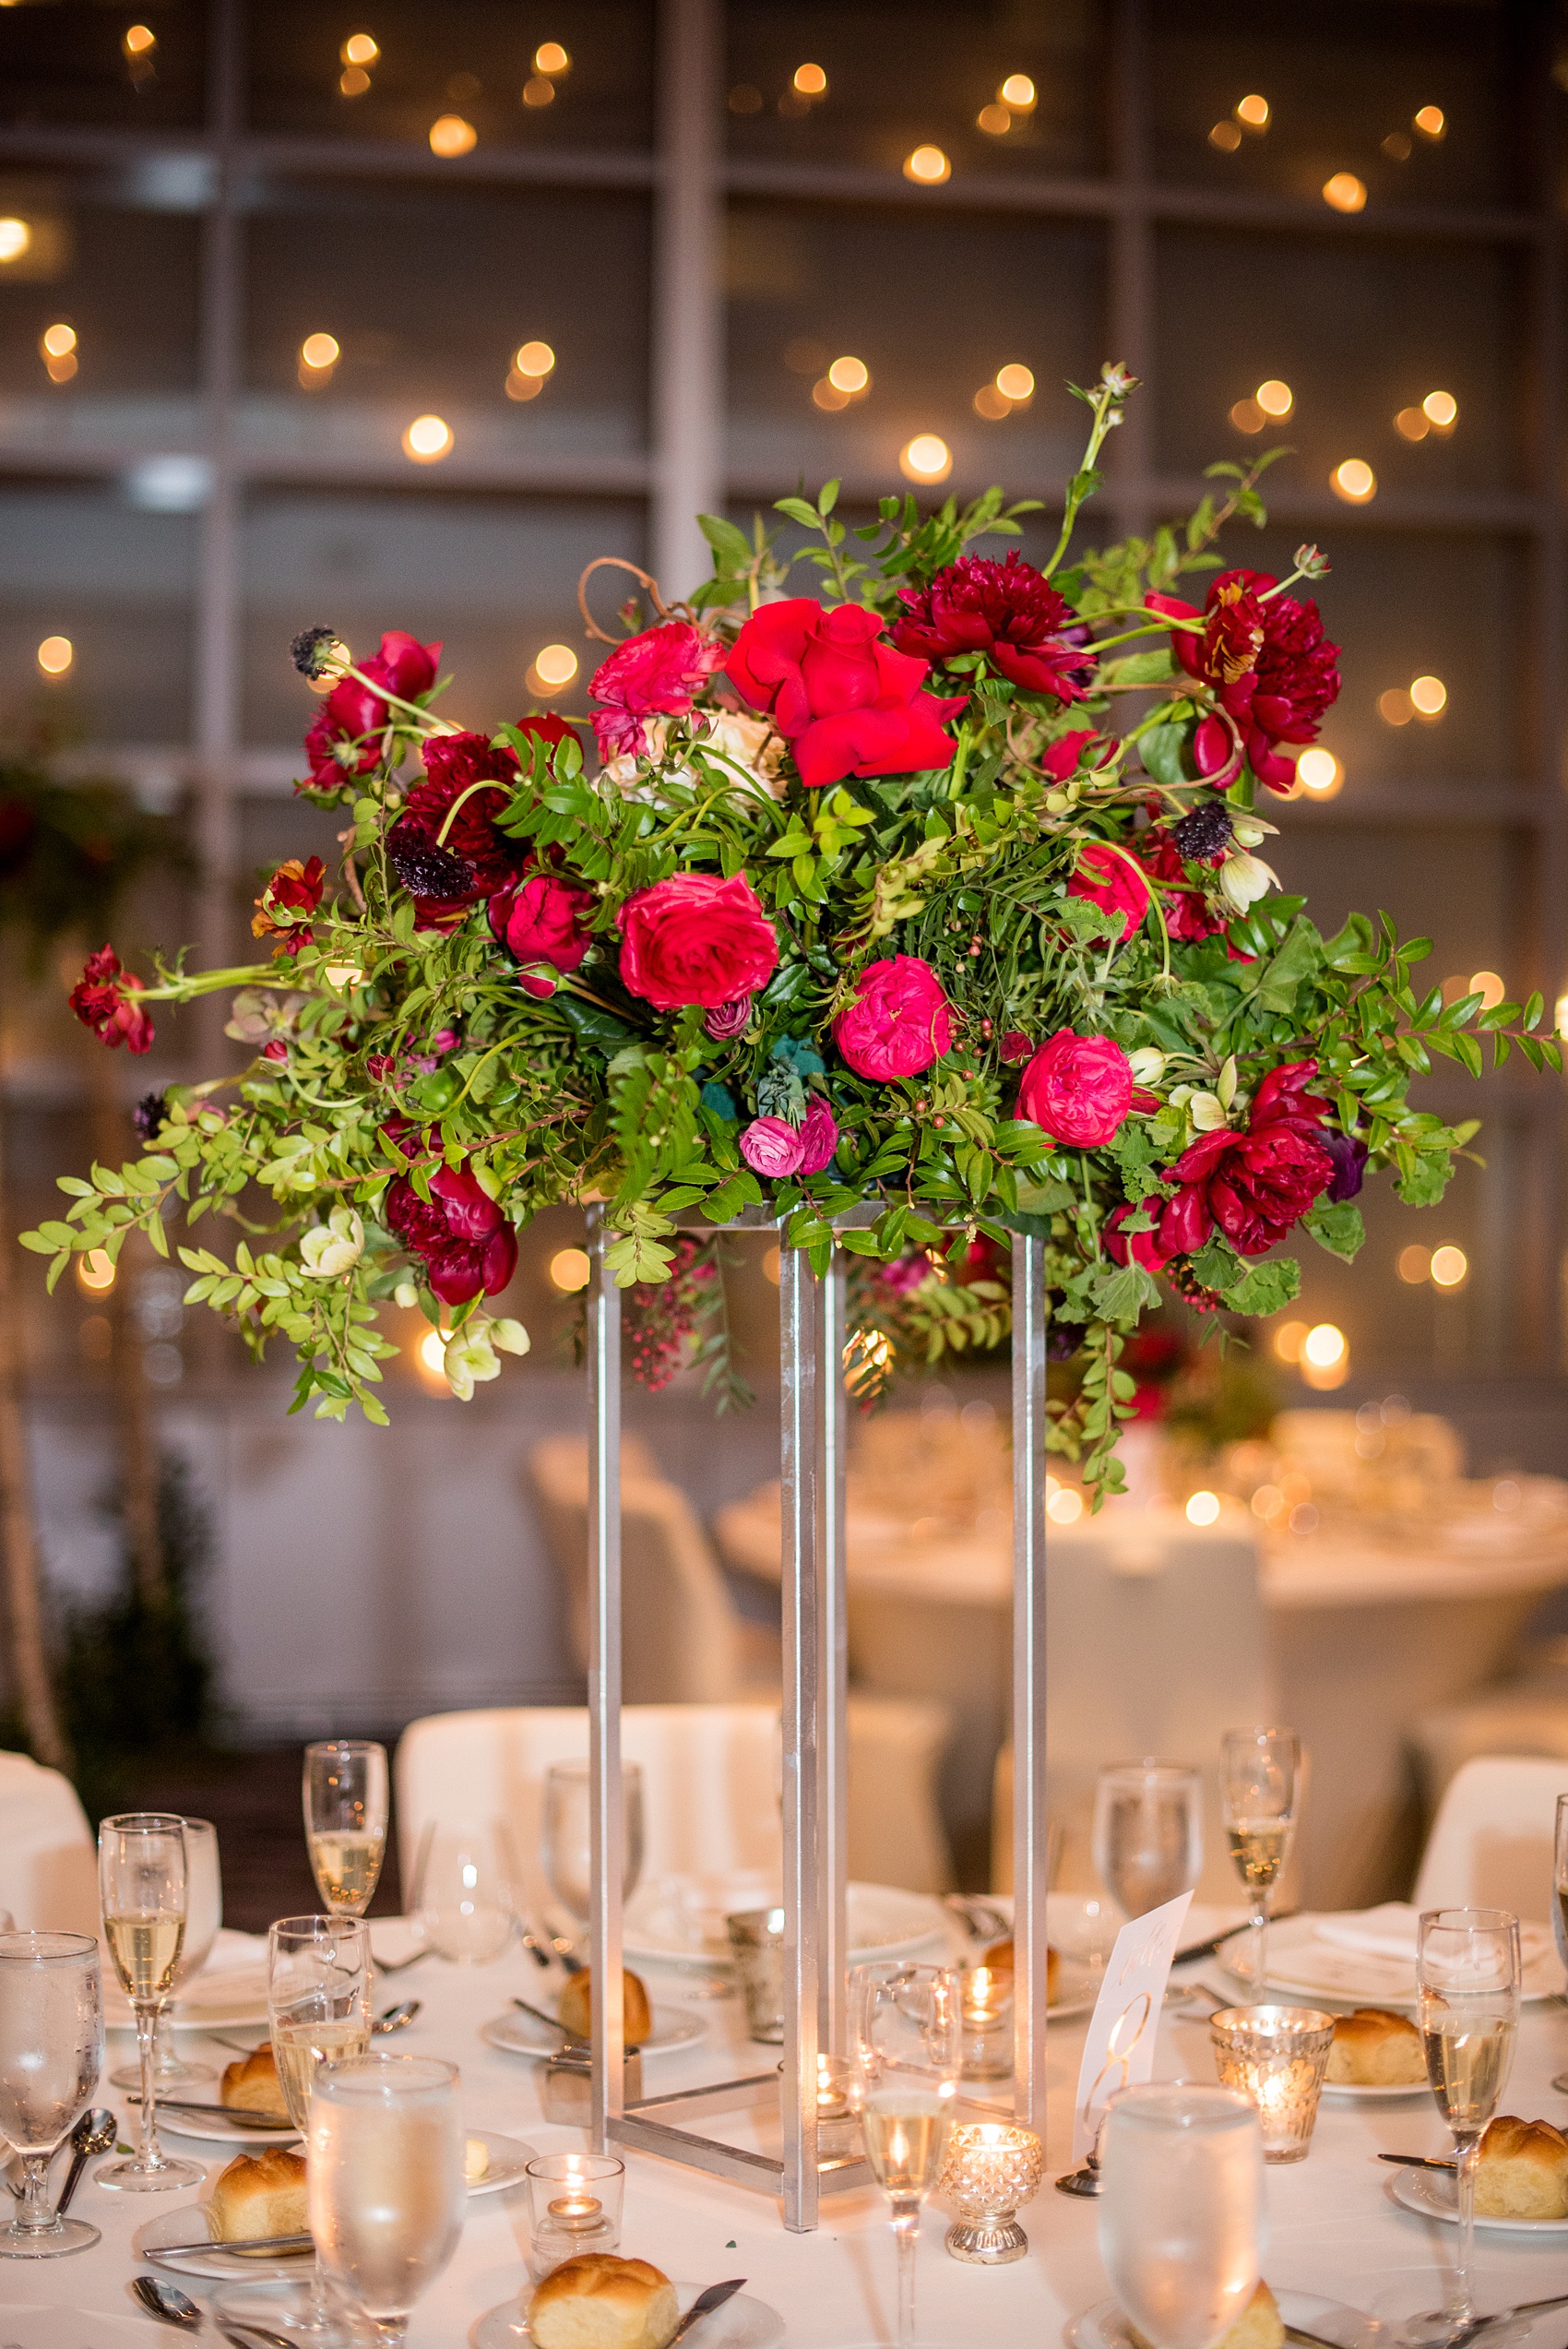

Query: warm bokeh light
[418,1329,447,1377]
[763,1246,782,1286]
[1295,747,1342,795]
[1430,1245,1468,1289]
[977,103,1011,135]
[323,962,362,989]
[1255,378,1292,416]
[1395,405,1429,442]
[999,74,1036,109]
[1185,1490,1221,1526]
[995,362,1035,401]
[812,376,849,411]
[1323,172,1367,212]
[1378,687,1413,725]
[827,354,869,394]
[341,32,378,65]
[532,642,578,687]
[1229,398,1265,433]
[1332,458,1376,501]
[1556,989,1568,1042]
[123,23,155,54]
[1409,673,1447,716]
[1252,1485,1285,1520]
[515,340,556,377]
[973,383,1009,420]
[1468,969,1505,1008]
[792,62,826,95]
[77,1247,116,1294]
[300,332,339,370]
[1235,93,1270,128]
[521,76,555,105]
[534,42,570,74]
[1048,1486,1084,1525]
[506,368,542,400]
[37,635,73,675]
[340,67,371,95]
[402,413,453,461]
[1302,1323,1347,1369]
[548,1247,591,1294]
[42,323,77,358]
[429,113,477,156]
[0,217,30,264]
[1209,121,1241,152]
[900,433,952,482]
[1414,104,1446,139]
[1397,1245,1431,1284]
[1273,1319,1308,1365]
[1383,131,1413,161]
[1422,389,1458,429]
[903,145,950,184]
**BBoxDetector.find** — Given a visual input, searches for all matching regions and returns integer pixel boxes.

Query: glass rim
[1419,1906,1520,1934]
[0,1928,100,1965]
[303,1738,386,1760]
[1209,2002,1336,2043]
[310,2051,457,2101]
[1220,1724,1300,1751]
[1104,2081,1258,2129]
[1098,1759,1202,1786]
[269,1914,371,1943]
[524,2152,624,2181]
[99,1811,186,1836]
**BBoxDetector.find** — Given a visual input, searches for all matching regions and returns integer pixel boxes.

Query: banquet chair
[1411,1754,1568,1924]
[0,1749,98,1934]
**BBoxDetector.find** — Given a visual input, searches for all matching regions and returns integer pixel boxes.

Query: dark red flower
[252,855,327,957]
[385,1163,518,1305]
[68,946,154,1055]
[487,871,593,998]
[300,631,441,794]
[387,731,525,928]
[1321,1129,1368,1203]
[590,622,722,762]
[1105,1199,1178,1272]
[1068,841,1151,942]
[725,599,966,791]
[618,872,778,1010]
[702,995,753,1042]
[891,551,1096,701]
[1158,1060,1336,1259]
[1040,729,1103,781]
[1136,830,1227,945]
[1146,570,1341,794]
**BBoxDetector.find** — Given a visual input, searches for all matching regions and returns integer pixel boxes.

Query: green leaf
[1087,1262,1160,1322]
[1302,1200,1365,1261]
[1395,1150,1455,1208]
[1138,721,1193,791]
[1221,1258,1301,1317]
[697,512,753,570]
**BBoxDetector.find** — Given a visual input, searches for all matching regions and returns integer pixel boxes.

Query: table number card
[1071,1889,1194,2159]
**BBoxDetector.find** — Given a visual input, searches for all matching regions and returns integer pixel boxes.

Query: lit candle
[959,1966,1014,2081]
[1209,2005,1336,2162]
[815,2054,850,2116]
[939,2121,1044,2264]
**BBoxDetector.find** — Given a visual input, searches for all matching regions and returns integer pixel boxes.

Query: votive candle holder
[958,1965,1015,2081]
[1208,2004,1336,2163]
[524,2152,624,2280]
[938,2121,1044,2263]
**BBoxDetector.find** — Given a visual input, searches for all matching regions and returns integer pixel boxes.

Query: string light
[999,74,1036,109]
[1467,970,1504,1008]
[827,354,869,395]
[900,434,952,482]
[532,643,578,687]
[1553,988,1568,1041]
[1255,378,1292,416]
[1395,406,1429,441]
[1409,674,1446,716]
[1229,398,1265,433]
[1234,94,1269,128]
[77,1248,116,1294]
[429,114,477,156]
[974,384,1010,419]
[812,377,849,411]
[1273,1320,1307,1365]
[522,77,555,106]
[1422,389,1457,429]
[903,145,950,184]
[1209,122,1241,151]
[1301,1323,1349,1389]
[1430,1245,1468,1288]
[42,322,77,355]
[534,42,570,74]
[340,67,371,95]
[1047,1486,1084,1524]
[514,340,556,377]
[402,413,453,461]
[36,635,73,675]
[1378,687,1413,725]
[995,362,1035,401]
[1185,1490,1221,1526]
[418,1329,448,1380]
[0,218,30,264]
[299,332,339,386]
[340,32,378,65]
[1332,458,1375,502]
[122,23,155,54]
[792,63,826,95]
[1413,104,1445,140]
[977,103,1011,135]
[1322,172,1367,212]
[549,1248,591,1293]
[1295,748,1342,795]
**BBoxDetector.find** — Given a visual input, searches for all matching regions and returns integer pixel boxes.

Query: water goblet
[1409,1907,1521,2340]
[541,1761,645,1950]
[304,1741,388,1920]
[309,2053,465,2346]
[111,1816,221,2090]
[1098,2081,1264,2349]
[410,1818,518,1964]
[1093,1761,1205,1921]
[96,1812,201,2191]
[0,1930,103,2257]
[848,1961,962,2349]
[1219,1727,1301,1996]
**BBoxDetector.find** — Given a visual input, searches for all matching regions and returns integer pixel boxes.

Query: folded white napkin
[1313,1903,1420,1961]
[196,1926,269,1974]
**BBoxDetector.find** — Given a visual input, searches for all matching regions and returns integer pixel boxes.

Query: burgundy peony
[1015,1030,1134,1147]
[387,731,525,927]
[252,855,327,956]
[385,1163,518,1305]
[302,630,441,793]
[796,1100,839,1174]
[891,551,1096,701]
[488,872,593,997]
[618,872,778,1010]
[725,600,966,791]
[590,621,723,762]
[1105,1199,1178,1272]
[69,946,154,1054]
[1136,829,1227,945]
[739,1115,805,1178]
[1158,1060,1336,1259]
[1146,570,1341,794]
[833,956,951,1081]
[1068,841,1151,943]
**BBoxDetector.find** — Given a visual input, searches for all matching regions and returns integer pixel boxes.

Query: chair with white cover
[0,1750,98,1935]
[1410,1754,1568,1925]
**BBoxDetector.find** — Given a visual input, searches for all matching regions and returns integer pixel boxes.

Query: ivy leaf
[1302,1200,1365,1261]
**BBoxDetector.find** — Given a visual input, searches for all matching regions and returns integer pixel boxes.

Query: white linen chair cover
[0,1749,98,1934]
[1411,1754,1568,1924]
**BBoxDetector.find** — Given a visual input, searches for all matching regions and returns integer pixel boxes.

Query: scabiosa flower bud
[1172,803,1234,863]
[133,1091,168,1141]
[290,626,350,683]
[386,831,477,905]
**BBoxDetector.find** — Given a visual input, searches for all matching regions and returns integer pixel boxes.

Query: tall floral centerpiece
[27,372,1560,1495]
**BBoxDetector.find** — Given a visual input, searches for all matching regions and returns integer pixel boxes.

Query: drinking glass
[1219,1728,1301,1996]
[1093,1762,1205,1921]
[1550,1794,1568,2093]
[309,2054,465,2345]
[1098,2082,1264,2349]
[304,1742,389,1920]
[96,1812,201,2191]
[410,1818,518,1965]
[542,1762,645,1948]
[0,1931,103,2257]
[848,1961,962,2349]
[1414,1907,1521,2334]
[268,1917,373,2131]
[111,1816,221,2090]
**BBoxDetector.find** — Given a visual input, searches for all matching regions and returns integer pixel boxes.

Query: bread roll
[1132,2281,1282,2349]
[1476,2115,1568,2221]
[208,2147,309,2246]
[528,2253,680,2349]
[220,2042,289,2117]
[557,1967,652,2047]
[1324,2007,1425,2088]
[980,1938,1060,2004]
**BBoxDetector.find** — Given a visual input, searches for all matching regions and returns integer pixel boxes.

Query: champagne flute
[410,1819,518,1964]
[97,1812,201,2191]
[0,1930,104,2258]
[111,1816,221,2090]
[1093,1762,1204,1920]
[542,1761,645,1951]
[1219,1727,1300,1996]
[1413,1907,1521,2337]
[849,1961,962,2349]
[309,2053,465,2346]
[1550,1794,1568,2093]
[1098,2082,1264,2349]
[304,1741,389,1920]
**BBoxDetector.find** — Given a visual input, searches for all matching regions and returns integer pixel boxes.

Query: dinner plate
[481,2005,707,2061]
[136,2203,316,2283]
[155,2102,300,2147]
[1221,1914,1562,2009]
[624,1876,946,1970]
[1049,1959,1100,2021]
[473,2280,784,2348]
[0,2309,177,2348]
[1319,2078,1432,2103]
[465,2128,536,2198]
[106,1965,272,2034]
[1390,2166,1568,2236]
[1068,2289,1382,2349]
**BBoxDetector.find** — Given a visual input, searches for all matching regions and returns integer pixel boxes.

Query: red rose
[590,621,722,762]
[618,872,778,1010]
[725,599,966,791]
[252,855,327,957]
[1158,1060,1336,1259]
[301,630,441,793]
[891,552,1097,701]
[1068,841,1151,942]
[385,1164,517,1305]
[68,946,155,1054]
[1135,830,1227,945]
[1147,570,1341,794]
[1015,1030,1134,1147]
[739,1115,804,1178]
[797,1100,839,1174]
[488,872,593,998]
[1105,1199,1177,1272]
[833,956,951,1081]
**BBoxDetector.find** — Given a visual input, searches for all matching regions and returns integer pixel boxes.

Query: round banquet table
[27,1922,1568,2347]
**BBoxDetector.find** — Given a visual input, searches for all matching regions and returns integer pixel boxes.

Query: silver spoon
[56,2106,117,2213]
[132,2271,295,2349]
[372,1998,421,2033]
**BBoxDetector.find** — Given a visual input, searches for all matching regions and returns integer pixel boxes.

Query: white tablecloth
[24,1926,1568,2345]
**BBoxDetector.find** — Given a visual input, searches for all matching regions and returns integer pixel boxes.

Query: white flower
[696,709,787,796]
[300,1207,364,1278]
[1128,1047,1166,1086]
[393,1281,419,1310]
[444,1328,501,1401]
[1188,1091,1229,1131]
[1229,813,1277,850]
[487,1318,531,1357]
[1218,851,1278,912]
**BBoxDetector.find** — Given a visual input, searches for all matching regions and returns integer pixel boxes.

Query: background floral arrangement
[25,369,1561,1495]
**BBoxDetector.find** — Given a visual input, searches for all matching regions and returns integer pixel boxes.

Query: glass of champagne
[309,2054,465,2346]
[111,1816,221,2091]
[1098,2082,1264,2349]
[304,1742,389,1920]
[849,1961,962,2349]
[1093,1762,1205,1921]
[1219,1727,1301,1996]
[542,1762,645,1952]
[97,1812,201,2192]
[0,1930,104,2257]
[1414,1907,1521,2336]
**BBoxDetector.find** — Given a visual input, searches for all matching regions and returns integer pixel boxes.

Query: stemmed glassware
[1093,1761,1205,1921]
[111,1816,221,2090]
[848,1961,962,2349]
[308,2054,465,2346]
[410,1820,518,1964]
[1550,1794,1568,2093]
[0,1930,104,2257]
[542,1762,645,1952]
[304,1742,389,1921]
[96,1812,201,2191]
[1219,1727,1301,1996]
[1097,2082,1264,2349]
[1412,1907,1521,2338]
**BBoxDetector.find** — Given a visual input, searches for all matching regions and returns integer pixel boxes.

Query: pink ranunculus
[833,956,952,1081]
[725,599,967,791]
[618,872,778,1010]
[589,621,723,763]
[739,1115,805,1178]
[1068,841,1151,943]
[1015,1030,1134,1147]
[488,872,593,998]
[796,1101,839,1174]
[702,995,753,1042]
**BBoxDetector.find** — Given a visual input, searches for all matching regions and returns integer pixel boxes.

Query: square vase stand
[582,1205,1048,2231]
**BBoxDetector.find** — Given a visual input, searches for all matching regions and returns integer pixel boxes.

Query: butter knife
[1377,2152,1457,2171]
[156,2229,315,2257]
[669,2280,747,2344]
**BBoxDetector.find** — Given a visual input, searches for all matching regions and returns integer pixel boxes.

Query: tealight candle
[959,1964,1014,2081]
[524,2151,624,2279]
[815,2053,851,2117]
[938,2121,1044,2263]
[1209,2004,1336,2163]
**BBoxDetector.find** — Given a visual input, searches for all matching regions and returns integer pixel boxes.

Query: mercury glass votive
[1209,2004,1336,2163]
[938,2121,1044,2263]
[959,1964,1015,2081]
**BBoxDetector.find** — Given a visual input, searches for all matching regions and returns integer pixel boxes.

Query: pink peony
[1016,1031,1134,1147]
[1068,841,1151,943]
[590,622,723,762]
[618,872,778,1010]
[833,957,951,1081]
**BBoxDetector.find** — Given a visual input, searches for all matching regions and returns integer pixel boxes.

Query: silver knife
[669,2280,747,2344]
[1377,2152,1457,2171]
[156,2229,315,2257]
